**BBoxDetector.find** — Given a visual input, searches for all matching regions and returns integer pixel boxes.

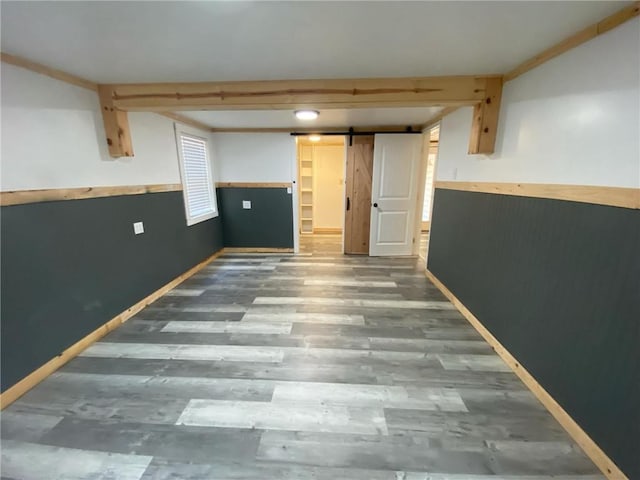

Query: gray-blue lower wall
[0,191,224,392]
[217,187,294,248]
[427,188,640,478]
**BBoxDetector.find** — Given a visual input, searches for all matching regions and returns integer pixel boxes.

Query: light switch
[133,221,144,235]
[242,200,252,209]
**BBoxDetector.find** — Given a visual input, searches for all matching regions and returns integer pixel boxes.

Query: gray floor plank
[177,399,388,435]
[30,372,275,402]
[0,411,63,443]
[271,381,468,411]
[38,417,262,465]
[1,440,152,480]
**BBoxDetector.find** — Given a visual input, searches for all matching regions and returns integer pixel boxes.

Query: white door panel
[369,134,422,256]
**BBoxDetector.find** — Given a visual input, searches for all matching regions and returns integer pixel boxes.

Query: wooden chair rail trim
[215,182,292,189]
[425,270,628,480]
[0,184,183,207]
[435,181,640,210]
[0,250,224,409]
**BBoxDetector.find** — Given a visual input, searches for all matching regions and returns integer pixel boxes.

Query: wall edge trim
[215,182,292,189]
[1,51,99,91]
[0,184,183,207]
[504,2,640,82]
[435,181,640,209]
[0,249,223,409]
[425,269,628,480]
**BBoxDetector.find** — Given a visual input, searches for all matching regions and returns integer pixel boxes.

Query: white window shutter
[176,131,217,225]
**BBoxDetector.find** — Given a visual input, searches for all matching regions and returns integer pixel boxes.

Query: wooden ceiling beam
[105,76,497,112]
[98,86,134,158]
[0,52,98,92]
[210,125,424,133]
[468,77,503,155]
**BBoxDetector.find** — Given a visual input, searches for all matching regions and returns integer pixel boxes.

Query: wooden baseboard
[223,247,294,253]
[313,228,342,234]
[0,249,223,409]
[425,270,627,480]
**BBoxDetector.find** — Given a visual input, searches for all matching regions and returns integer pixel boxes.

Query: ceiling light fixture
[295,110,319,121]
[308,135,322,142]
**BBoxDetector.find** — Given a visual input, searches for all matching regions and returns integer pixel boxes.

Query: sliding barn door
[344,136,374,254]
[369,134,422,256]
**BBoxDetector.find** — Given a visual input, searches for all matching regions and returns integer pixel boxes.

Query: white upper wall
[436,19,640,188]
[211,133,295,183]
[1,64,209,191]
[0,2,626,82]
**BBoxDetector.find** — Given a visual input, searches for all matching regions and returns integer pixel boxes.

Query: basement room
[0,1,638,479]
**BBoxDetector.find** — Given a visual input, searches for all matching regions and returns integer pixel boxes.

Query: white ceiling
[0,1,629,83]
[181,107,444,129]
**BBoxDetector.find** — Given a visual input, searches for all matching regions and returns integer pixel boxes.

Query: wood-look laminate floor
[1,236,603,480]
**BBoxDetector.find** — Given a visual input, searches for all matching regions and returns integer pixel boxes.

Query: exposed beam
[105,76,497,111]
[504,2,640,82]
[210,125,423,134]
[468,77,503,155]
[98,85,134,158]
[0,52,98,92]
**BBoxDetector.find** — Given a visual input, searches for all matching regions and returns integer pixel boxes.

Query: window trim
[174,124,218,226]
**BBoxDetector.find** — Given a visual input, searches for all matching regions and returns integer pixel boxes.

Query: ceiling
[1,1,629,129]
[0,1,628,84]
[181,107,444,130]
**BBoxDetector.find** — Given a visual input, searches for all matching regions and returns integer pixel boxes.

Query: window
[175,126,218,226]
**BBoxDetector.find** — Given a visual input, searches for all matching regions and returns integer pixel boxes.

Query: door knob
[373,202,378,208]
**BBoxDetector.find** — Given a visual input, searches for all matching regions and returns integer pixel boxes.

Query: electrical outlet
[133,221,144,235]
[242,200,251,209]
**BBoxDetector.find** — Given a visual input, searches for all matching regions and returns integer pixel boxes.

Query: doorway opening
[294,131,427,257]
[296,135,346,255]
[418,125,440,261]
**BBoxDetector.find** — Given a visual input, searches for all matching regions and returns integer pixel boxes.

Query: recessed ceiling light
[295,110,319,120]
[308,135,322,142]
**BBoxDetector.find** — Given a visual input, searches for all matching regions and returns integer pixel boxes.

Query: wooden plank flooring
[0,235,603,479]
